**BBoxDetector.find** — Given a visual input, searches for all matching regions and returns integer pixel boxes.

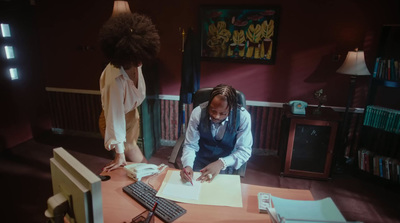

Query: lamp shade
[336,50,371,76]
[111,0,131,17]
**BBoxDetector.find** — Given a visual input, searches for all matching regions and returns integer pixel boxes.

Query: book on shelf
[367,151,374,173]
[358,149,374,173]
[359,149,400,183]
[373,155,381,176]
[385,157,391,180]
[363,105,400,134]
[373,57,380,78]
[389,158,399,182]
[373,57,400,81]
[397,164,400,183]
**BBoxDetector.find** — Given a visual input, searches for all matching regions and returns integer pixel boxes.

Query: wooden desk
[100,168,314,223]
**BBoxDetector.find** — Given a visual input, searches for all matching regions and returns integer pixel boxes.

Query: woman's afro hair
[99,13,160,68]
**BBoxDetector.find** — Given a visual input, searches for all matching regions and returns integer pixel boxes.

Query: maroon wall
[34,1,111,90]
[34,0,399,108]
[1,1,51,149]
[2,0,398,149]
[138,0,399,108]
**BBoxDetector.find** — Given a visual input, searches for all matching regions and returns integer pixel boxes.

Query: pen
[144,202,158,223]
[183,169,193,186]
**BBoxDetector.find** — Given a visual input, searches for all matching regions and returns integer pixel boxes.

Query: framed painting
[200,6,280,64]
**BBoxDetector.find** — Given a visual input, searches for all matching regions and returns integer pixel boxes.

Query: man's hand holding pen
[180,167,194,185]
[181,159,225,183]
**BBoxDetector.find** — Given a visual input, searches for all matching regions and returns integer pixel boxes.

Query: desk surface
[101,167,314,223]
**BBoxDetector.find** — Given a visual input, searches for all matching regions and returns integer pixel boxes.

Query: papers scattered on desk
[267,196,347,223]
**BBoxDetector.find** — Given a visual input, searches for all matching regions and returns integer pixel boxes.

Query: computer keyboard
[123,181,187,223]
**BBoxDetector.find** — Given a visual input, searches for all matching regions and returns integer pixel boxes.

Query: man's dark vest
[195,102,241,165]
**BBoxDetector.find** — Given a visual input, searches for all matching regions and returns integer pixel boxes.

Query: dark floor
[1,133,399,223]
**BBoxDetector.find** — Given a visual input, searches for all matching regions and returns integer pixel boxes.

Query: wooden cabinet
[279,105,340,180]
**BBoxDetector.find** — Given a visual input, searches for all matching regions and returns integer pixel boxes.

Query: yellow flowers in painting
[202,8,279,63]
[207,21,232,58]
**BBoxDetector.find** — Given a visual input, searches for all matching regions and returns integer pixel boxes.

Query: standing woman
[98,13,160,172]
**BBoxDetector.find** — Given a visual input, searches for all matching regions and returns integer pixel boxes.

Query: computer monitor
[45,147,103,223]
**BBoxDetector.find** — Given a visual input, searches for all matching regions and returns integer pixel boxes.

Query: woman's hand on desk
[198,160,224,182]
[103,153,127,172]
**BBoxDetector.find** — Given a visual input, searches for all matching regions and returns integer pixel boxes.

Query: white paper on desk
[161,171,202,200]
[156,170,243,207]
[271,196,346,222]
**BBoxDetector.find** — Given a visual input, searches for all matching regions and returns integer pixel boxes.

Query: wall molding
[158,94,364,113]
[45,87,101,95]
[44,88,364,113]
[159,94,180,101]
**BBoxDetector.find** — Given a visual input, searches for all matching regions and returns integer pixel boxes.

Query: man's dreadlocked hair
[99,13,160,69]
[207,84,241,130]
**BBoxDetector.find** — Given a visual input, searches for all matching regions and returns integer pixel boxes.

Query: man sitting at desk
[180,84,253,183]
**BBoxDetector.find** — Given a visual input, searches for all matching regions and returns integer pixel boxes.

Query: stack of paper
[271,196,347,223]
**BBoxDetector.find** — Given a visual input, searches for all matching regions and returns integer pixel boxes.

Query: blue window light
[9,68,19,80]
[1,23,11,37]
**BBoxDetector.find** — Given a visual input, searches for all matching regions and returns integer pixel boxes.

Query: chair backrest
[192,88,246,108]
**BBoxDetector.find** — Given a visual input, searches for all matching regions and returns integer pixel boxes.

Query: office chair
[168,88,248,177]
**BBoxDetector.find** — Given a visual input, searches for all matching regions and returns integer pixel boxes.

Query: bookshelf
[357,25,400,184]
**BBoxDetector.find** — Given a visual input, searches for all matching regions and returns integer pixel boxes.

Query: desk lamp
[336,48,370,168]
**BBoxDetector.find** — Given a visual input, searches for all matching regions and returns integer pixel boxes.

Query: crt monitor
[45,147,103,223]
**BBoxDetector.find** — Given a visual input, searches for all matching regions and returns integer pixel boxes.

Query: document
[271,196,346,223]
[161,171,202,200]
[156,170,243,207]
